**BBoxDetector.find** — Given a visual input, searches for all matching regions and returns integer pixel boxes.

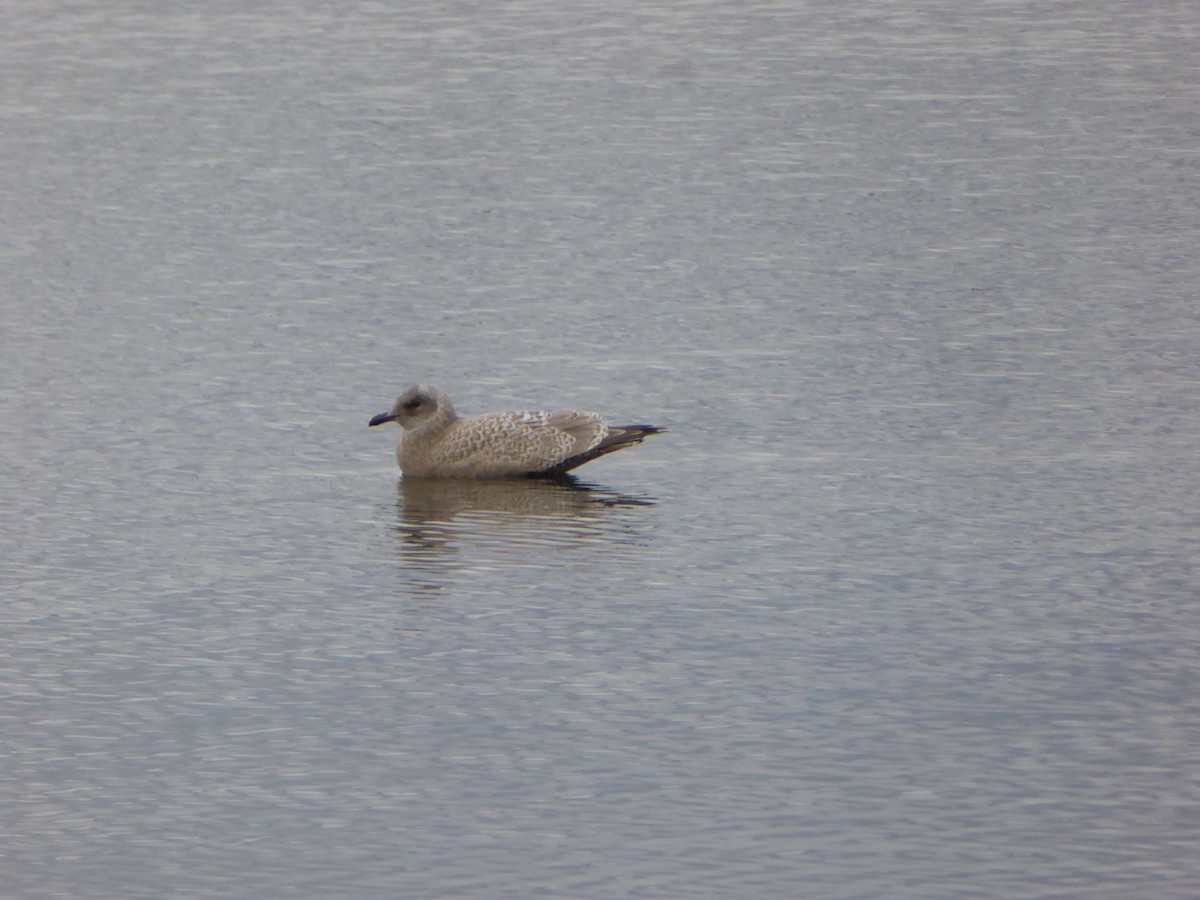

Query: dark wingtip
[528,423,664,476]
[619,424,665,438]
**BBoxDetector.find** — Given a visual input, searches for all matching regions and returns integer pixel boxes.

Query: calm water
[3,1,1199,897]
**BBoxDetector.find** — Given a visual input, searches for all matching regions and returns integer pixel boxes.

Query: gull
[369,384,663,478]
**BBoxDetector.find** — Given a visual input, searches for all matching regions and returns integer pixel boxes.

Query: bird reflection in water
[385,475,658,595]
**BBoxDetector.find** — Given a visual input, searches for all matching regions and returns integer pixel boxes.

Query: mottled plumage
[369,384,662,478]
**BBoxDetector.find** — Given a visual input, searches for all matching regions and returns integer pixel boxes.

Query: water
[3,1,1199,896]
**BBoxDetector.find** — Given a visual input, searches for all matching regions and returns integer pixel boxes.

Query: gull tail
[530,424,665,477]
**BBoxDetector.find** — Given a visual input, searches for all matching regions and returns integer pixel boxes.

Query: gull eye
[403,398,423,410]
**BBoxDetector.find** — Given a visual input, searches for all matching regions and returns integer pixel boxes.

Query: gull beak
[368,412,397,427]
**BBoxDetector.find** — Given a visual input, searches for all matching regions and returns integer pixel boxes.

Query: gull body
[369,384,663,478]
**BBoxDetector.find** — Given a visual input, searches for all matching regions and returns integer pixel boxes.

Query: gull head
[369,384,454,431]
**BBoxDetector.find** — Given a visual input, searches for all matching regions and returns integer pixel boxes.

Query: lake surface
[3,1,1199,897]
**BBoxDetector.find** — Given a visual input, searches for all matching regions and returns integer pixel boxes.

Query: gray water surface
[3,2,1199,897]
